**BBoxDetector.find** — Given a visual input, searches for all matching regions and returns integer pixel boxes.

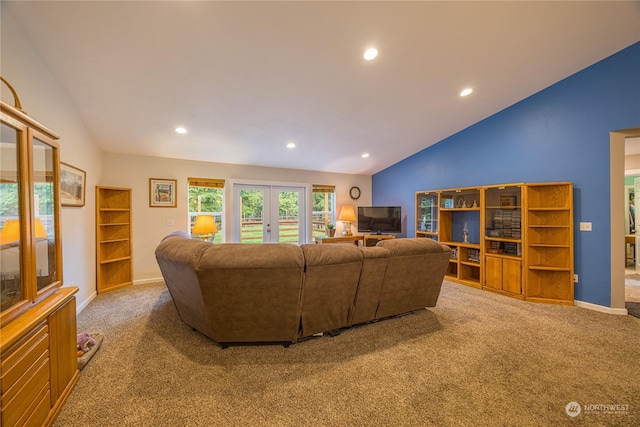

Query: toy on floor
[77,332,96,356]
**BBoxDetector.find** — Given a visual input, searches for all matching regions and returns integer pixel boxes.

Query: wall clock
[349,186,361,200]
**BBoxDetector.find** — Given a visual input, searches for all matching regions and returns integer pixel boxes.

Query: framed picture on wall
[149,178,177,207]
[60,162,86,207]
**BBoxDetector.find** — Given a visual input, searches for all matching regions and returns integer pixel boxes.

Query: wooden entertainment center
[416,182,574,305]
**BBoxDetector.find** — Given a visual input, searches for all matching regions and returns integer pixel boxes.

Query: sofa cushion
[197,243,304,343]
[375,238,452,318]
[350,246,390,326]
[299,244,363,337]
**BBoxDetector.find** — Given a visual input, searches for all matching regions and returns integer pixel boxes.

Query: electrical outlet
[166,219,174,226]
[574,274,578,283]
[579,222,592,231]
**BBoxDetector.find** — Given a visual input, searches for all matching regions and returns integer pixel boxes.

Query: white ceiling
[4,1,640,175]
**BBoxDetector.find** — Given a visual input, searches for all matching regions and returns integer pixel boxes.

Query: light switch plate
[579,222,592,231]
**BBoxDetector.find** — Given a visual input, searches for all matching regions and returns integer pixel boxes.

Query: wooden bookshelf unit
[96,187,133,294]
[439,187,482,289]
[483,184,524,299]
[524,183,574,305]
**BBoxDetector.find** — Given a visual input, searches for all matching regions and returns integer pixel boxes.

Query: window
[188,178,224,243]
[312,184,335,239]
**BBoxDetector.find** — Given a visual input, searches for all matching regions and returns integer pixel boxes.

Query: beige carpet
[54,281,640,427]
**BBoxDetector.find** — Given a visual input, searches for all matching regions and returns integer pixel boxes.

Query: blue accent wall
[372,42,640,307]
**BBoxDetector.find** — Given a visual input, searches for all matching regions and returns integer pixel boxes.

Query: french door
[232,184,307,244]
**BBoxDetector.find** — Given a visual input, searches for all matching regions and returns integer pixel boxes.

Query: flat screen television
[357,206,402,234]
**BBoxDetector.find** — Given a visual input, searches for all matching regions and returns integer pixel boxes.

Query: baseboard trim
[75,278,163,314]
[574,299,628,315]
[76,291,97,314]
[133,277,164,285]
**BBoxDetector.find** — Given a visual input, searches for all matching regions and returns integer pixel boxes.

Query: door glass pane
[32,137,57,291]
[0,122,23,311]
[240,189,265,244]
[278,190,300,243]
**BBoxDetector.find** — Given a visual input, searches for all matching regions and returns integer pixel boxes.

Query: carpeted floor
[54,280,640,427]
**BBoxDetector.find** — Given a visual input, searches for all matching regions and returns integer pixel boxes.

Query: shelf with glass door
[415,190,439,240]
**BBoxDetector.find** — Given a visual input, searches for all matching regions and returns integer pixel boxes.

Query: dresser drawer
[1,321,51,427]
[1,322,49,395]
[15,382,50,427]
[1,351,50,427]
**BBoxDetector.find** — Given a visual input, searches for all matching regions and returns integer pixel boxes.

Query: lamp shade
[0,220,20,244]
[0,219,47,245]
[192,215,217,234]
[338,205,356,222]
[34,219,49,239]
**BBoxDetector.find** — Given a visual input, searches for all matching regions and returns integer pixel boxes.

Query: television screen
[357,206,402,234]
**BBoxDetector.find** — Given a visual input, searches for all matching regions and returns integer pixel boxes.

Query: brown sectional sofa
[155,231,451,347]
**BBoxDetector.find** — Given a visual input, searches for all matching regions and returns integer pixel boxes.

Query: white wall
[102,153,371,281]
[3,6,373,312]
[2,7,103,311]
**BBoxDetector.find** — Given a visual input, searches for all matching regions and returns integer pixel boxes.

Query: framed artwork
[149,178,177,207]
[60,162,86,207]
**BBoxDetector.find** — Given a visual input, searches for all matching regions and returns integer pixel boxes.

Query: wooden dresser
[1,288,78,426]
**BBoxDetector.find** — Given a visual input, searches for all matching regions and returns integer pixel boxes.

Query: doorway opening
[623,136,640,306]
[611,127,640,313]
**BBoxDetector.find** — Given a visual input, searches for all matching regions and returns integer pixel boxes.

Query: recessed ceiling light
[361,153,370,158]
[460,88,473,97]
[287,142,296,149]
[363,48,378,61]
[175,127,188,134]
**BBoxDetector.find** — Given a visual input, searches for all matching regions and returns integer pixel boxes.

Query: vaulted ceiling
[4,1,639,174]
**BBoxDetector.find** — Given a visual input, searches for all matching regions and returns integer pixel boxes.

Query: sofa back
[375,238,451,319]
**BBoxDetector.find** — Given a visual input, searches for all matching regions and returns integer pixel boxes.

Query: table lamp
[0,220,20,244]
[338,205,356,236]
[0,219,48,244]
[192,215,217,242]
